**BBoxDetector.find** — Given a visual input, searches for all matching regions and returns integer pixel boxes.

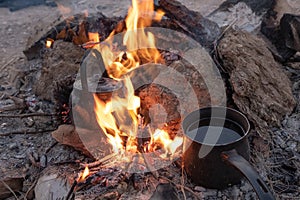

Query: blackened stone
[261,11,297,61]
[280,14,300,52]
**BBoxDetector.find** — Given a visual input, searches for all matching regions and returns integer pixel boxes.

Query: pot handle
[221,149,275,200]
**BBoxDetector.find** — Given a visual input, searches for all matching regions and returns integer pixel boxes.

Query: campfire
[91,0,182,160]
[1,0,299,199]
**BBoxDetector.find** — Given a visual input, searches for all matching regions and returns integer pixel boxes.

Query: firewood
[155,0,220,49]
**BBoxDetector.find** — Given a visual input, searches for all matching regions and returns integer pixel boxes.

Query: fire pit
[0,0,299,200]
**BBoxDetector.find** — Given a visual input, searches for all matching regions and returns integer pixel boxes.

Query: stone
[8,143,18,150]
[194,186,206,192]
[34,166,72,200]
[218,30,296,138]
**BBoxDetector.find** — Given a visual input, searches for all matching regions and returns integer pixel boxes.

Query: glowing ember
[93,0,182,159]
[45,38,54,48]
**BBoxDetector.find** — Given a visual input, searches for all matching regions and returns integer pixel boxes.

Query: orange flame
[151,129,183,158]
[93,0,182,159]
[94,76,140,154]
[78,166,90,182]
[45,38,54,48]
[98,0,164,79]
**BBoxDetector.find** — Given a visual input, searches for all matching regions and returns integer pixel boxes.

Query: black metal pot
[182,107,275,200]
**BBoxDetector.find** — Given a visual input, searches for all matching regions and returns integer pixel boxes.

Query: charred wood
[155,0,220,49]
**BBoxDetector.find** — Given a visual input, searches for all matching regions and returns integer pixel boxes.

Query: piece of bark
[217,30,296,137]
[156,0,220,49]
[52,125,113,159]
[51,124,92,157]
[0,177,23,199]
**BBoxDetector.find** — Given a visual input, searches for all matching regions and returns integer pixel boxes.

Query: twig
[1,180,20,200]
[0,112,57,118]
[0,128,57,136]
[26,152,40,167]
[160,177,201,200]
[80,153,118,169]
[45,141,59,154]
[24,179,37,200]
[0,104,26,112]
[181,162,187,200]
[79,41,101,49]
[0,57,17,72]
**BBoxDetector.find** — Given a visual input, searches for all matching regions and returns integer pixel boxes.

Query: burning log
[155,0,221,49]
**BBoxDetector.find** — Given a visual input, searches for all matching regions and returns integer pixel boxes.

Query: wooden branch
[80,153,118,169]
[0,57,18,72]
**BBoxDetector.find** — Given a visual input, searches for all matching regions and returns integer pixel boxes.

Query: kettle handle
[221,149,275,200]
[80,49,106,92]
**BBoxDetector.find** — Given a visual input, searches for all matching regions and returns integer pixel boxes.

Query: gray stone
[204,189,217,196]
[194,186,206,192]
[8,143,18,150]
